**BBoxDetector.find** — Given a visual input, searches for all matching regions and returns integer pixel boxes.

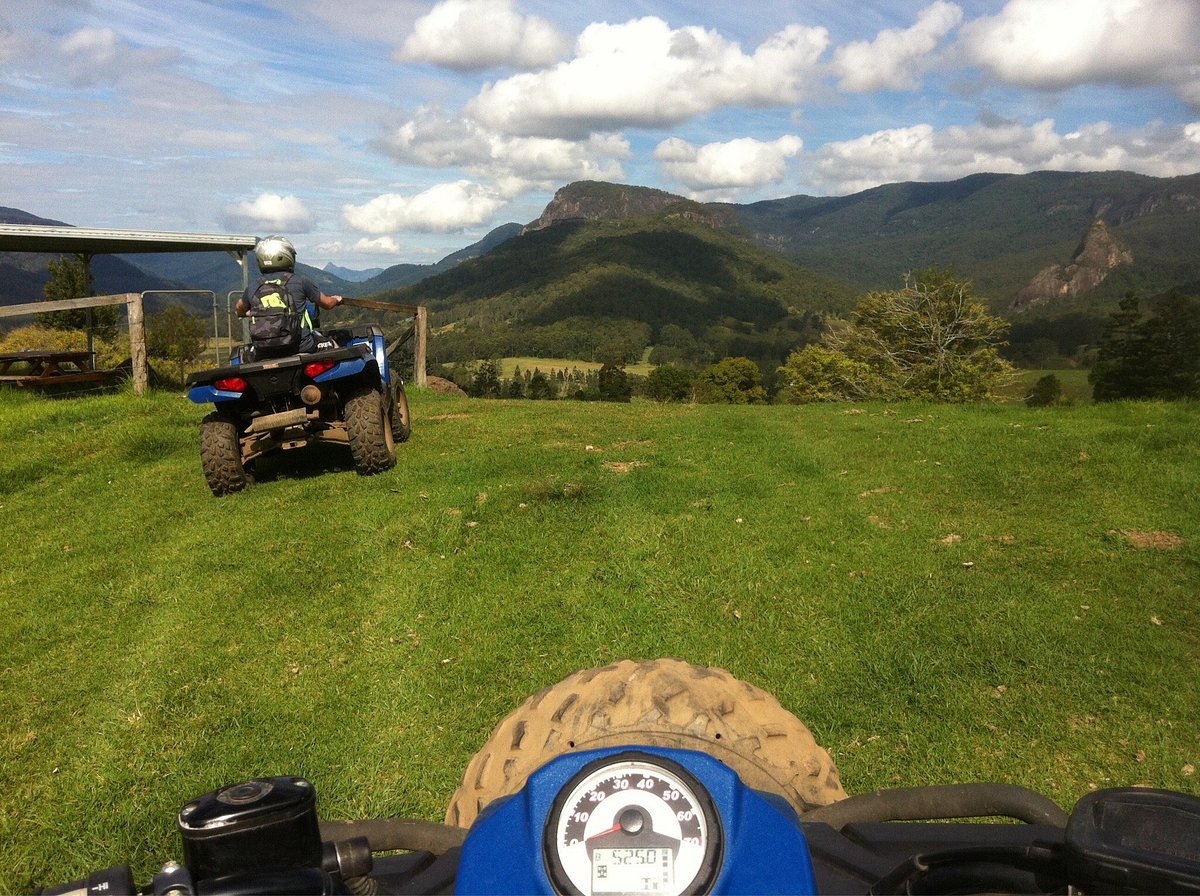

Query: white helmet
[255,235,296,273]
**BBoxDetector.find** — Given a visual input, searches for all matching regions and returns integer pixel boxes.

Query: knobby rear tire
[344,387,396,475]
[199,413,251,496]
[445,657,846,828]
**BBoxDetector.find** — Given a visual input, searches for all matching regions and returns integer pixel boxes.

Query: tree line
[447,270,1198,406]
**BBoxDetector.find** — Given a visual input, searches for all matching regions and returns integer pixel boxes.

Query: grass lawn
[1,386,1197,890]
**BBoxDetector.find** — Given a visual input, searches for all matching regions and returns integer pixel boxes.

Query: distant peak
[527,181,723,231]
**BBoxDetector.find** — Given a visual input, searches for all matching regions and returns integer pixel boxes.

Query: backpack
[247,274,307,351]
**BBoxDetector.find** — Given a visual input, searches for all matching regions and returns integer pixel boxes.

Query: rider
[236,235,344,353]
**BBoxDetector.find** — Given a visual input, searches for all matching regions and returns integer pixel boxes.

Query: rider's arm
[317,292,343,310]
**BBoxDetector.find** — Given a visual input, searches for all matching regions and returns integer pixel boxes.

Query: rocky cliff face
[1011,218,1133,313]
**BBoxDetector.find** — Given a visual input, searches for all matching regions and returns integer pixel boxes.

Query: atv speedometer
[544,752,723,895]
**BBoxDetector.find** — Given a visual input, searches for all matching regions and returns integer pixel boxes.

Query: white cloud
[55,24,179,87]
[961,0,1200,93]
[466,17,829,138]
[342,180,508,233]
[489,133,630,189]
[833,2,963,92]
[353,236,405,254]
[352,236,405,254]
[1179,75,1200,112]
[59,26,122,85]
[313,236,407,258]
[374,108,492,168]
[61,25,120,62]
[655,136,803,196]
[225,193,317,232]
[400,0,569,71]
[373,106,630,191]
[0,21,22,65]
[810,117,1200,194]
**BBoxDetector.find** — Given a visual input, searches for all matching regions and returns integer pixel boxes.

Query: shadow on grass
[251,441,356,486]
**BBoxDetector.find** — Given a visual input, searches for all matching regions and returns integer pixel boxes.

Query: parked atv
[185,325,410,496]
[40,659,1200,894]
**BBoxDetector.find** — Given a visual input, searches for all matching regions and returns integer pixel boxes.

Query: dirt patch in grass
[602,460,648,473]
[859,485,900,497]
[1116,530,1185,550]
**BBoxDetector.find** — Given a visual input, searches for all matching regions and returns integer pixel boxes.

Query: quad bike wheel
[199,413,251,496]
[445,658,846,828]
[390,382,412,443]
[344,387,396,475]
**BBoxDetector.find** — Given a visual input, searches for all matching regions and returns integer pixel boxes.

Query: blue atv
[185,325,410,496]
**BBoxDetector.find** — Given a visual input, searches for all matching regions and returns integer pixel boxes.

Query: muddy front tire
[445,657,846,828]
[199,413,250,496]
[345,387,396,475]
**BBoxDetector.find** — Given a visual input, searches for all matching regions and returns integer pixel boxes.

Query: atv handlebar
[39,752,1200,896]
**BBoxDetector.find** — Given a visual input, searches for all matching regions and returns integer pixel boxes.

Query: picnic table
[0,350,119,389]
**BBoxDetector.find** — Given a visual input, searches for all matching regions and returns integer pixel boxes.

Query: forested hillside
[377,207,855,368]
[729,170,1200,311]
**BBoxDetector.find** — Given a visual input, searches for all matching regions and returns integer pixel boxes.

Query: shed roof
[0,224,258,255]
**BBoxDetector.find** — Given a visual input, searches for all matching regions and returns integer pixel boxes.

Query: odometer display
[591,846,673,894]
[545,752,722,895]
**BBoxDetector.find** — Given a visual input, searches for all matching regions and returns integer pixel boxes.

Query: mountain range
[3,171,1198,366]
[727,170,1200,311]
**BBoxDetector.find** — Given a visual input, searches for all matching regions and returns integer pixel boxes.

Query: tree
[645,364,695,402]
[810,269,1013,402]
[146,306,209,386]
[1024,373,1065,407]
[775,345,879,403]
[469,359,502,398]
[1090,293,1200,400]
[37,253,120,341]
[1140,293,1200,398]
[504,376,526,398]
[694,357,768,404]
[528,369,555,400]
[597,363,632,402]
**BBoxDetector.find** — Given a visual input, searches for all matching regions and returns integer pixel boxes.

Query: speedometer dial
[544,752,723,895]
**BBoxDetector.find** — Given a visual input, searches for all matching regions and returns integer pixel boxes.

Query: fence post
[414,306,428,387]
[127,293,147,396]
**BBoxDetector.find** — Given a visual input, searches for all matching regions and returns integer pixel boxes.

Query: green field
[443,356,657,380]
[1,387,1197,891]
[463,358,1095,403]
[498,356,657,378]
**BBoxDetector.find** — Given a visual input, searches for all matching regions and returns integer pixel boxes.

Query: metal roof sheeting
[0,224,258,255]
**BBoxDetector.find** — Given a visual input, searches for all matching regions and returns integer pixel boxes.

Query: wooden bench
[0,350,120,389]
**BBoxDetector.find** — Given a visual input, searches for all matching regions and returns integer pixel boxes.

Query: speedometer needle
[588,807,648,843]
[586,824,623,841]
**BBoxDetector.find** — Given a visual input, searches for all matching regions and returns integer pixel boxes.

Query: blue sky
[2,0,1198,269]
